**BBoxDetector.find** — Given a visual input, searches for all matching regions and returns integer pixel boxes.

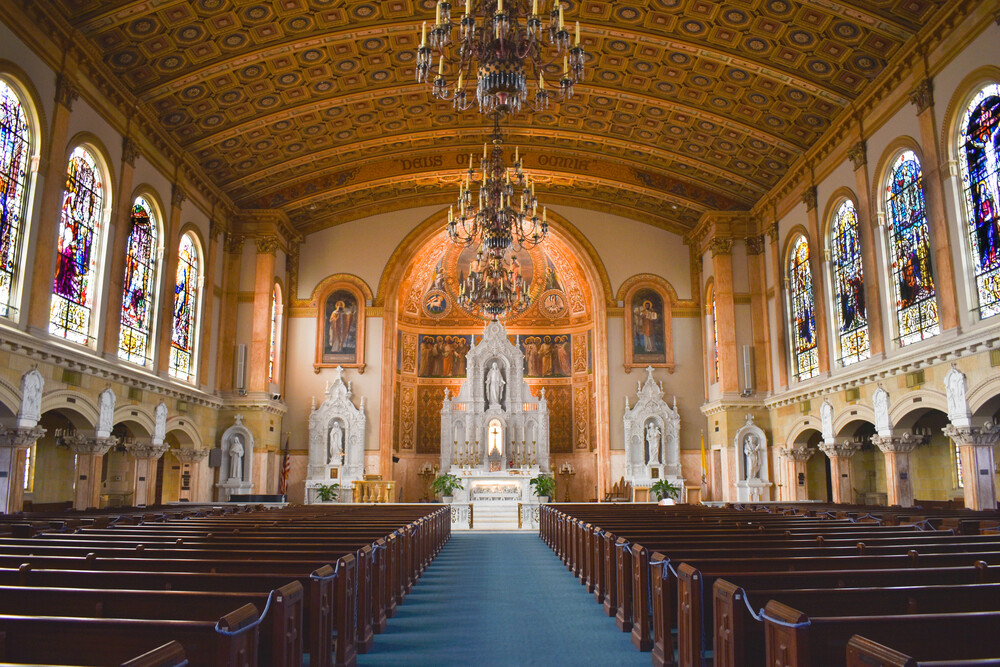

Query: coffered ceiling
[50,0,943,234]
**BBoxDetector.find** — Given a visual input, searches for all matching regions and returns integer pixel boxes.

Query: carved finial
[625,396,630,411]
[311,396,316,411]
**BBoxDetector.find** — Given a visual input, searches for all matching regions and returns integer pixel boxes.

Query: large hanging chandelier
[416,0,585,114]
[448,114,548,318]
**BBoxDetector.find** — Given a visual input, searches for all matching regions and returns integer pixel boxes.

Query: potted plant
[650,479,681,504]
[430,473,464,503]
[315,482,340,503]
[529,474,557,503]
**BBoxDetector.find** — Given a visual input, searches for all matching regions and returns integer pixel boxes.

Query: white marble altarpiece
[734,414,773,502]
[439,320,550,509]
[623,367,683,494]
[306,366,367,503]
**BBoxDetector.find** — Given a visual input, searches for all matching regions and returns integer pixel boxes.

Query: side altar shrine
[439,320,550,528]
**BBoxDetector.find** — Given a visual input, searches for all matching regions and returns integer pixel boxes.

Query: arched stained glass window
[0,79,31,319]
[830,200,870,365]
[788,235,818,380]
[50,146,105,344]
[959,83,1000,319]
[709,287,719,383]
[169,233,200,382]
[117,197,159,365]
[268,284,280,383]
[885,150,939,345]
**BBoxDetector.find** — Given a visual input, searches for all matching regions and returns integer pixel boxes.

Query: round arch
[833,405,876,436]
[39,390,98,428]
[820,187,860,249]
[869,136,924,222]
[889,389,949,430]
[0,375,20,417]
[112,405,154,438]
[0,60,47,160]
[164,417,204,449]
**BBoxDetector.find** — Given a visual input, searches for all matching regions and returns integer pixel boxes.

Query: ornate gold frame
[314,279,367,374]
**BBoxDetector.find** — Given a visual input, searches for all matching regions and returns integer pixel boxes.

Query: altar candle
[436,1,441,25]
[575,21,580,45]
[532,0,538,15]
[438,56,445,76]
[559,4,564,29]
[421,21,427,46]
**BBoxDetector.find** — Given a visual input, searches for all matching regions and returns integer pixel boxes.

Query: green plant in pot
[430,473,464,502]
[650,479,681,503]
[315,483,340,502]
[530,474,557,503]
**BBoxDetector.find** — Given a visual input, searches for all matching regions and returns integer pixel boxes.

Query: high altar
[439,320,550,512]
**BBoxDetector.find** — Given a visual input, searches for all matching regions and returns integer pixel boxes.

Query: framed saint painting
[623,283,674,373]
[314,282,366,373]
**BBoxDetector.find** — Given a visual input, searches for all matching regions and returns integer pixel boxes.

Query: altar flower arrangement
[650,479,681,502]
[529,474,557,502]
[315,483,341,502]
[430,473,464,502]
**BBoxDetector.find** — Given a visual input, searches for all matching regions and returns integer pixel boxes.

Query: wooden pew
[847,635,1000,667]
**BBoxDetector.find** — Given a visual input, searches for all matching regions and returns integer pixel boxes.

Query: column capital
[124,441,170,460]
[0,426,46,448]
[779,446,815,461]
[766,222,780,244]
[255,235,279,255]
[225,233,245,254]
[170,447,211,463]
[709,237,734,257]
[65,435,118,456]
[909,78,934,114]
[847,140,867,170]
[800,186,818,211]
[817,440,863,458]
[943,423,1000,448]
[745,234,765,256]
[54,73,79,110]
[871,433,924,454]
[171,184,187,208]
[121,136,140,167]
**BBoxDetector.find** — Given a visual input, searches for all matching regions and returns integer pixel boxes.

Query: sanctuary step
[472,501,521,530]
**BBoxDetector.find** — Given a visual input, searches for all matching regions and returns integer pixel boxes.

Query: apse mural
[886,150,939,345]
[417,334,471,378]
[960,83,1000,319]
[0,79,30,319]
[518,334,572,378]
[830,199,869,365]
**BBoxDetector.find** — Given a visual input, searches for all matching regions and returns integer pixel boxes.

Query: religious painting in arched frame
[622,279,675,373]
[313,280,366,373]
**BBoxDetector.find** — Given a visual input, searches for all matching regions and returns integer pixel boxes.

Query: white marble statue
[17,369,44,426]
[153,402,167,445]
[645,422,661,465]
[486,362,505,409]
[328,420,344,463]
[229,435,244,480]
[97,387,116,437]
[820,398,834,443]
[944,364,970,427]
[873,384,891,436]
[744,433,762,480]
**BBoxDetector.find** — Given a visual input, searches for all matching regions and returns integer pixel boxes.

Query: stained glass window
[117,197,159,365]
[49,146,105,344]
[169,233,200,382]
[885,150,939,345]
[830,200,870,365]
[959,83,1000,319]
[268,284,280,383]
[789,235,818,380]
[0,79,31,319]
[710,287,719,383]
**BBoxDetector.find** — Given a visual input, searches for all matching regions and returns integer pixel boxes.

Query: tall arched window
[959,83,1000,319]
[169,233,200,382]
[830,199,870,365]
[788,235,818,380]
[0,79,32,319]
[268,283,281,384]
[49,146,106,344]
[708,286,719,383]
[117,196,159,365]
[885,150,939,345]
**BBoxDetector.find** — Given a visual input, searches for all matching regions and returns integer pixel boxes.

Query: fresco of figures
[519,334,572,378]
[418,334,472,378]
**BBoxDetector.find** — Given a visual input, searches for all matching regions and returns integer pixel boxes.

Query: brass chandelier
[416,0,585,114]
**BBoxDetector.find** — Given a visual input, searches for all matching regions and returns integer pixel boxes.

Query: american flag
[278,434,291,496]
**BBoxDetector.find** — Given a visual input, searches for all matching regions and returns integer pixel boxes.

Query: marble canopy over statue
[623,367,682,493]
[217,414,254,501]
[733,413,772,502]
[440,320,550,473]
[306,366,366,502]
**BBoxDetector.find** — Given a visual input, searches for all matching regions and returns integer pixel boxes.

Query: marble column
[847,140,885,356]
[767,223,789,389]
[710,238,739,393]
[818,440,863,504]
[125,441,170,506]
[909,79,959,331]
[170,448,210,502]
[66,436,117,510]
[944,424,999,511]
[780,446,815,501]
[101,136,141,360]
[156,185,186,377]
[745,234,772,393]
[26,74,79,333]
[249,236,278,393]
[872,433,924,507]
[802,187,831,373]
[0,426,46,513]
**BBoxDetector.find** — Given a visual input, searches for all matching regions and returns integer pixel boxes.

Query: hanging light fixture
[416,0,585,114]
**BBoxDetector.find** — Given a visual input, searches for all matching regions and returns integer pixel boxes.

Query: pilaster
[249,236,278,393]
[710,238,738,393]
[170,448,210,502]
[944,424,999,511]
[872,433,924,507]
[0,426,46,513]
[779,446,815,501]
[818,440,863,504]
[847,140,885,357]
[66,436,117,510]
[745,235,771,393]
[156,185,186,376]
[767,222,788,389]
[802,186,831,374]
[216,234,244,392]
[198,222,223,389]
[125,441,170,507]
[102,136,140,360]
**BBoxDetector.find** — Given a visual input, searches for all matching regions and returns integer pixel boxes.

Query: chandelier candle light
[416,0,585,114]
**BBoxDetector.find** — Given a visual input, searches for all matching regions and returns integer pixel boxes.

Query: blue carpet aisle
[357,532,650,667]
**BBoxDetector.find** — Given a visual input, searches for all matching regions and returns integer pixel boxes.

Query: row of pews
[541,502,1000,666]
[0,502,449,666]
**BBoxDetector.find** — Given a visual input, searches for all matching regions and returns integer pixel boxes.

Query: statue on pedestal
[744,433,762,480]
[486,362,505,409]
[645,422,661,465]
[328,421,344,463]
[229,435,244,480]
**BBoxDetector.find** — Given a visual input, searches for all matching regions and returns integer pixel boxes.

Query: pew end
[847,635,918,667]
[120,640,189,667]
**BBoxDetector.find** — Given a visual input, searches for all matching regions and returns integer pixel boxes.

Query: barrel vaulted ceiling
[51,0,943,235]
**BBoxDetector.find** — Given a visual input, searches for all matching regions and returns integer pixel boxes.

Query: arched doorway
[31,408,94,509]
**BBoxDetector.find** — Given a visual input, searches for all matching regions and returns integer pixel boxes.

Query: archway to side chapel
[378,209,611,503]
